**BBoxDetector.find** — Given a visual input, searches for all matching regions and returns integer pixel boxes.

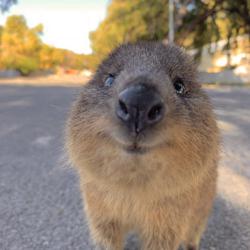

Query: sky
[0,0,109,54]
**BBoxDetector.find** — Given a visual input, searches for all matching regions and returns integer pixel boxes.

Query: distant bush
[1,54,39,76]
[15,56,39,76]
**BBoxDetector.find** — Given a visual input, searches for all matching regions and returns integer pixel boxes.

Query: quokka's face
[69,42,214,158]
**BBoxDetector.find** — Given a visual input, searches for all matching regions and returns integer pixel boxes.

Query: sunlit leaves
[0,15,42,75]
[0,15,90,74]
[90,0,168,60]
[90,0,250,67]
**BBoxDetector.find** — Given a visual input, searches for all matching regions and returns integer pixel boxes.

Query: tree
[39,44,63,70]
[90,0,250,67]
[0,15,43,75]
[0,0,17,12]
[90,0,168,60]
[0,14,92,74]
[176,0,250,67]
[177,0,250,49]
[40,45,82,70]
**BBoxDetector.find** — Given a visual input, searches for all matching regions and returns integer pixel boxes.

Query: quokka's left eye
[105,74,115,87]
[173,78,185,95]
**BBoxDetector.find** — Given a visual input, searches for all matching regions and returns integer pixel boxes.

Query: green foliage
[0,25,3,39]
[1,2,249,73]
[2,54,38,75]
[15,56,39,76]
[90,0,250,67]
[178,0,250,49]
[0,15,42,74]
[39,44,64,70]
[0,15,91,74]
[90,0,168,59]
[39,45,88,70]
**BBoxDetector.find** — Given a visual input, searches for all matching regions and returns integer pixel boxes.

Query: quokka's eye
[173,78,185,95]
[105,74,115,87]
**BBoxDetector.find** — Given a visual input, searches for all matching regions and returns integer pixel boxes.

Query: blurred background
[0,0,249,83]
[0,1,250,250]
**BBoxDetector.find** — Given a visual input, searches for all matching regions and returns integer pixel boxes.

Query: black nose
[116,84,164,134]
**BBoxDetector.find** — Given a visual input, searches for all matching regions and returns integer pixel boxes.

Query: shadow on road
[203,195,250,250]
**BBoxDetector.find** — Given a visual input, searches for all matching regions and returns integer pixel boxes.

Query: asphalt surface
[0,85,249,250]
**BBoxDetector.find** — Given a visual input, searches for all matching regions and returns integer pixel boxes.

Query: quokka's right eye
[104,74,115,87]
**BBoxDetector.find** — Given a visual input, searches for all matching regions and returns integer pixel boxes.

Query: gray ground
[0,85,249,250]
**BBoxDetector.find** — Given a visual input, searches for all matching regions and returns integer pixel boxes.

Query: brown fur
[66,42,219,250]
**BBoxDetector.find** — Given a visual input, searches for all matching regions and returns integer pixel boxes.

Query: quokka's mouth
[123,143,148,154]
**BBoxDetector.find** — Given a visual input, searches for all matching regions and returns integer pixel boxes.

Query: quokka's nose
[116,84,164,134]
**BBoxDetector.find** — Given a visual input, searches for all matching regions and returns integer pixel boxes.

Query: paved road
[0,85,249,250]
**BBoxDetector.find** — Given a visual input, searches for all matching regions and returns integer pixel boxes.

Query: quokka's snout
[66,41,219,250]
[116,83,165,135]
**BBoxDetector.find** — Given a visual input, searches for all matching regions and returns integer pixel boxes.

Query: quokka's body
[66,42,219,250]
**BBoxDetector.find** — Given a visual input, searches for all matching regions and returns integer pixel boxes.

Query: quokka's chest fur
[82,166,215,227]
